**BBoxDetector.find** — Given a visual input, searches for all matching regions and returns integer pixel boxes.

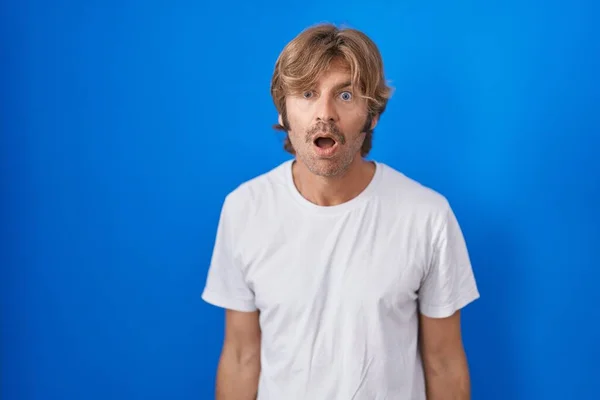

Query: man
[202,23,480,399]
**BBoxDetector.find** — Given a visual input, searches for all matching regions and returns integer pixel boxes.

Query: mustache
[305,122,346,144]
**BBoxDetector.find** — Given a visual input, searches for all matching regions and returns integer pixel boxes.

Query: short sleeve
[201,196,257,312]
[418,204,480,318]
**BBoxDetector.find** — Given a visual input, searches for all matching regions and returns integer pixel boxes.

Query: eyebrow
[332,81,353,91]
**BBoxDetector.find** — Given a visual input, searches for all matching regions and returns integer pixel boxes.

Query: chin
[303,156,353,178]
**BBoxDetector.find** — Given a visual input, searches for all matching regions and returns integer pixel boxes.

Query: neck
[292,156,376,207]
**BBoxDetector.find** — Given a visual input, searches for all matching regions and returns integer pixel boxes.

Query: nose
[315,95,338,123]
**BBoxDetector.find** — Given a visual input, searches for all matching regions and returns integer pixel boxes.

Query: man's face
[280,59,378,177]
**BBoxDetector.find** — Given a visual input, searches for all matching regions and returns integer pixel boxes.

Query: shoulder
[375,162,467,258]
[376,162,452,217]
[221,159,292,218]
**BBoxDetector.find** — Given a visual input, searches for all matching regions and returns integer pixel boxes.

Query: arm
[417,203,479,398]
[419,310,471,399]
[216,309,261,400]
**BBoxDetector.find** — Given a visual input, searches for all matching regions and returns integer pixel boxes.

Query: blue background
[1,1,598,399]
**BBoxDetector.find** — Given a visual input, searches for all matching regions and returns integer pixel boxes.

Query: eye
[340,91,352,101]
[303,91,314,99]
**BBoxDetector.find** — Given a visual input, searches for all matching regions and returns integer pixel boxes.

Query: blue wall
[1,1,598,399]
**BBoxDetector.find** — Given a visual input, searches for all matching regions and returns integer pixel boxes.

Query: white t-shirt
[202,159,480,400]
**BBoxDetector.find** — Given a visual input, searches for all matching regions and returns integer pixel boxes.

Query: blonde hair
[270,23,393,156]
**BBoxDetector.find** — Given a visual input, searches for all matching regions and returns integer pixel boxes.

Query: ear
[370,114,379,130]
[278,114,283,126]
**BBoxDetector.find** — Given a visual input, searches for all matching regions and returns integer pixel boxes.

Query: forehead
[314,58,352,86]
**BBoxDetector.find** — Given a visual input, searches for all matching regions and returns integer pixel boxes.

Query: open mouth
[313,136,337,149]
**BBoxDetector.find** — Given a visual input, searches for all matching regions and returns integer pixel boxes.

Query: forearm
[215,347,260,400]
[423,355,471,399]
